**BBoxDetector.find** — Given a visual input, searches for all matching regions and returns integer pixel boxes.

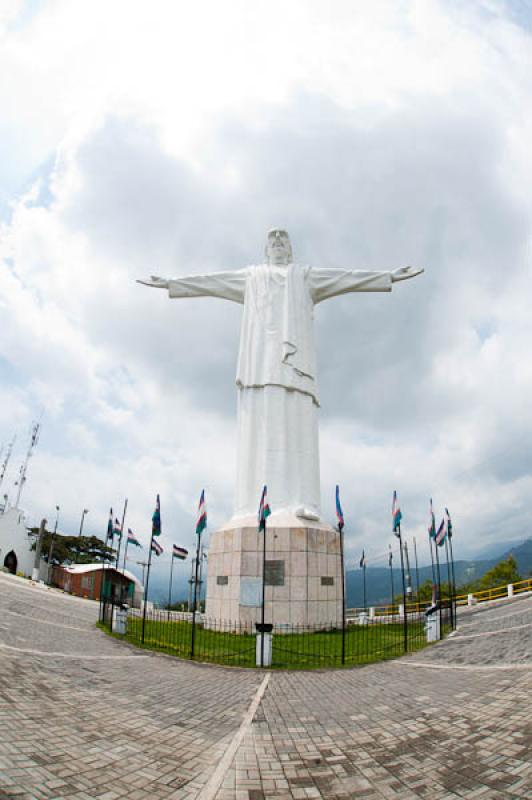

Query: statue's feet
[294,506,320,521]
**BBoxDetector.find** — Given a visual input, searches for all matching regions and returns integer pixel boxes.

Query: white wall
[0,508,36,576]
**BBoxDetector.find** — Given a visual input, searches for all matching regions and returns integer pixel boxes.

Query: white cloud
[1,0,532,581]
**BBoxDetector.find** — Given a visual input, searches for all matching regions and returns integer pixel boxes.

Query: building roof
[62,563,144,590]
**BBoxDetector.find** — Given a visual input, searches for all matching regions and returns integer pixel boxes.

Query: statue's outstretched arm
[391,266,424,282]
[137,276,169,289]
[310,266,423,304]
[136,269,246,304]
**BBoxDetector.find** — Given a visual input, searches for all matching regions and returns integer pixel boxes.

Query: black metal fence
[100,600,453,669]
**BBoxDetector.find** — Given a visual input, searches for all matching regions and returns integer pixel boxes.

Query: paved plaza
[0,572,530,799]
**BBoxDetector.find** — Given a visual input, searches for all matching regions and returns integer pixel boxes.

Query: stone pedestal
[205,512,343,627]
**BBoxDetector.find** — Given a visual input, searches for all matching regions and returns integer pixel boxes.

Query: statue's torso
[236,264,319,405]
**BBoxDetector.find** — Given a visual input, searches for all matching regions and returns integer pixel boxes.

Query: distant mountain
[144,564,202,607]
[506,538,532,576]
[141,537,532,609]
[345,538,532,608]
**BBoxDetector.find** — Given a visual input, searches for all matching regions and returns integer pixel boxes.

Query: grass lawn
[122,615,431,669]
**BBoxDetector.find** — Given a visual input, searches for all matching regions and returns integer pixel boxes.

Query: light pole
[136,560,149,586]
[78,508,89,536]
[77,508,89,564]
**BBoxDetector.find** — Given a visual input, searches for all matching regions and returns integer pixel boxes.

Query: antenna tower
[14,423,40,508]
[0,434,16,492]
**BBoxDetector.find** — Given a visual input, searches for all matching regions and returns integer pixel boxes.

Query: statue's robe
[168,265,392,518]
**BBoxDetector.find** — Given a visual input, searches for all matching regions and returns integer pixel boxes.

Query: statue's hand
[391,266,424,283]
[136,275,169,289]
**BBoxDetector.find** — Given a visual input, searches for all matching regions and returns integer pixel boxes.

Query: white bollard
[426,614,440,642]
[112,606,127,635]
[507,584,514,598]
[369,607,375,619]
[467,593,475,607]
[256,632,272,667]
[398,604,404,619]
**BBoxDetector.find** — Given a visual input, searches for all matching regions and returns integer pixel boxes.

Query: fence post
[467,593,474,606]
[507,583,514,598]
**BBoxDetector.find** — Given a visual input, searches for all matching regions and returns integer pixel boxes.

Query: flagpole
[190,528,202,659]
[397,524,408,653]
[99,509,113,624]
[339,523,345,665]
[141,532,154,644]
[403,540,413,609]
[198,544,205,608]
[260,510,267,668]
[335,485,346,665]
[444,536,453,629]
[413,536,421,609]
[388,547,395,612]
[362,561,367,613]
[167,552,175,621]
[448,531,457,630]
[429,536,436,587]
[115,498,128,570]
[122,532,129,572]
[434,539,443,637]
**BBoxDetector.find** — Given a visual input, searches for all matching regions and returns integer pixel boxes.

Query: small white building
[0,507,38,577]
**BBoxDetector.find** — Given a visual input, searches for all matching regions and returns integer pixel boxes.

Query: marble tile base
[205,514,343,627]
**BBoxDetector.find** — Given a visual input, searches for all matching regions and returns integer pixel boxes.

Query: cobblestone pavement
[0,573,530,800]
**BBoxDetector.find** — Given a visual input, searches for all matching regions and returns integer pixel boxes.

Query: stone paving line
[0,572,531,799]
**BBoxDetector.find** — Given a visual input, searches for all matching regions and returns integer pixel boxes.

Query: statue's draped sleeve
[168,270,247,304]
[309,268,392,304]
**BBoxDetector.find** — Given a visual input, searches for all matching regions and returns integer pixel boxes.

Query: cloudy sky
[1,0,532,585]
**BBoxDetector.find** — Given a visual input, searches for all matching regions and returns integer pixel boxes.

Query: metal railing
[345,577,532,617]
[100,601,453,669]
[454,577,532,606]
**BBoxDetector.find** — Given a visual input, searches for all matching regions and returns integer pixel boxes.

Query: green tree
[31,529,115,565]
[458,554,521,594]
[478,554,520,589]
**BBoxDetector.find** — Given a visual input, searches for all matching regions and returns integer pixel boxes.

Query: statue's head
[265,228,293,266]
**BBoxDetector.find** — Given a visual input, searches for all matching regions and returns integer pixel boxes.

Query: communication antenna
[0,434,16,493]
[14,423,40,508]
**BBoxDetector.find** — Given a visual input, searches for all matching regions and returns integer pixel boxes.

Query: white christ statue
[138,229,422,522]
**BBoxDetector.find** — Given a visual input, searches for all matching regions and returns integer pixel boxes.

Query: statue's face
[265,229,293,265]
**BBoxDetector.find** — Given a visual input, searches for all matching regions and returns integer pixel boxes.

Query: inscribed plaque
[265,559,285,586]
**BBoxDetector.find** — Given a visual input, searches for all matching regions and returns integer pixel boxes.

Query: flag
[392,490,402,535]
[359,550,366,569]
[445,508,453,539]
[151,538,163,556]
[152,494,161,537]
[113,517,122,536]
[106,508,113,540]
[388,546,393,567]
[127,528,141,548]
[196,489,207,535]
[428,498,436,539]
[335,485,344,531]
[258,485,271,531]
[173,544,188,560]
[435,517,447,547]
